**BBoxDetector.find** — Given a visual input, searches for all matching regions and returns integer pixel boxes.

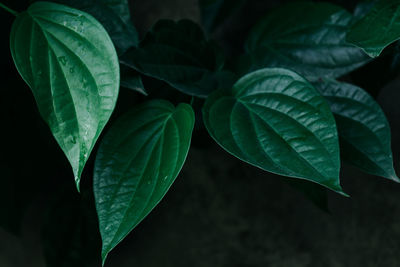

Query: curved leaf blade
[50,0,139,54]
[10,2,120,189]
[94,100,195,264]
[347,0,400,58]
[315,79,399,182]
[120,19,223,97]
[244,2,369,81]
[203,68,345,194]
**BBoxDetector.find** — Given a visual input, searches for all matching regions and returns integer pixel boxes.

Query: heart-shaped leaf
[347,0,400,57]
[244,2,369,81]
[120,19,223,97]
[10,2,120,190]
[50,0,139,54]
[315,79,399,182]
[94,100,195,264]
[203,68,345,194]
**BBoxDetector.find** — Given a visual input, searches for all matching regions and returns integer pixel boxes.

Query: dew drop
[58,56,67,66]
[69,67,74,73]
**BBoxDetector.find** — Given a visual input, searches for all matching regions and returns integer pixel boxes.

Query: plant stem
[0,3,18,16]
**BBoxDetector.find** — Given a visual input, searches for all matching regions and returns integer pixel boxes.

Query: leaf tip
[389,174,400,183]
[101,250,109,266]
[74,175,81,193]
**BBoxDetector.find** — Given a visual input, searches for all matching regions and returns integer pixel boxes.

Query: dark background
[1,0,400,266]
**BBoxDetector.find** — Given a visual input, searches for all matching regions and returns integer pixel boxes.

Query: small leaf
[120,19,223,97]
[94,100,195,264]
[315,79,399,182]
[10,2,120,189]
[244,2,370,81]
[203,68,345,194]
[50,0,139,54]
[120,64,147,95]
[200,0,246,32]
[347,0,400,57]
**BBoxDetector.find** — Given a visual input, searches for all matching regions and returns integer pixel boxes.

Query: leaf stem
[0,3,18,16]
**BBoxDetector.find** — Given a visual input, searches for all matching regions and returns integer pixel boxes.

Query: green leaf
[200,0,246,32]
[120,64,147,95]
[94,100,195,264]
[353,0,377,21]
[347,0,400,58]
[50,0,139,54]
[315,79,399,182]
[10,2,120,190]
[244,2,370,81]
[203,68,345,194]
[120,19,223,97]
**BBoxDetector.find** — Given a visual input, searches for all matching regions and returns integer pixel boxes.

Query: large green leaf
[94,100,195,264]
[120,19,223,97]
[200,0,246,32]
[347,0,400,58]
[203,68,345,194]
[10,2,120,189]
[244,2,369,81]
[315,79,399,182]
[50,0,139,54]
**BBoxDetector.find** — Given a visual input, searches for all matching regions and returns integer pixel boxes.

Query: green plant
[1,0,400,265]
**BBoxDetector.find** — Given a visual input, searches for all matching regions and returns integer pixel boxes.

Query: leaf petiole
[0,3,18,16]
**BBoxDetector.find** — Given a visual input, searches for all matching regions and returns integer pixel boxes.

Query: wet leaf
[10,2,120,189]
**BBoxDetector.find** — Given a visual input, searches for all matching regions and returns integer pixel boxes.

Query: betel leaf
[200,0,246,32]
[120,19,223,97]
[347,0,400,58]
[120,65,147,95]
[50,0,139,54]
[353,0,377,20]
[315,79,399,182]
[203,68,345,194]
[244,2,369,81]
[10,2,120,190]
[93,99,195,263]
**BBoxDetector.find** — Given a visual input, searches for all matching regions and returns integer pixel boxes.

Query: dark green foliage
[1,0,399,265]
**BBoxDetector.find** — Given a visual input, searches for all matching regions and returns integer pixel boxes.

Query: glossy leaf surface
[203,68,344,193]
[120,19,223,97]
[10,2,120,189]
[244,2,369,81]
[315,80,399,181]
[347,0,400,57]
[51,0,139,54]
[94,100,195,263]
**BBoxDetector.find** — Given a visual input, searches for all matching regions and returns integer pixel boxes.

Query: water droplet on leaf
[58,56,67,66]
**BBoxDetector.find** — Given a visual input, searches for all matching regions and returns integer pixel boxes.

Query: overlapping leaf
[94,100,195,264]
[244,2,369,81]
[203,68,344,194]
[50,0,139,54]
[315,79,399,181]
[10,2,120,189]
[347,0,400,57]
[120,19,224,97]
